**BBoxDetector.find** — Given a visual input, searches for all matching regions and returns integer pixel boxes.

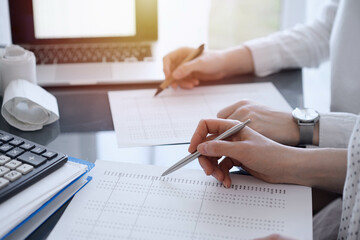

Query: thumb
[172,59,202,79]
[197,140,236,158]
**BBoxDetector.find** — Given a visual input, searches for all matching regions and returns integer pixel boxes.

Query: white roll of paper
[1,79,59,131]
[0,45,36,94]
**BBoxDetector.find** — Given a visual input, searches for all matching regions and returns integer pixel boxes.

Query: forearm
[284,147,347,193]
[221,45,254,77]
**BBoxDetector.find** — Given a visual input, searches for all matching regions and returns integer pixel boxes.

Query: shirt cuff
[243,36,283,77]
[319,112,358,148]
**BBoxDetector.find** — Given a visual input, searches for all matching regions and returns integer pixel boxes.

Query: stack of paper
[0,157,94,240]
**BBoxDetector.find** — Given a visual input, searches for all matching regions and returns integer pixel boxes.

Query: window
[208,0,281,49]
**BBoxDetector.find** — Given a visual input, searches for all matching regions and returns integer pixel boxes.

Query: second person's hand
[217,100,307,146]
[162,45,254,89]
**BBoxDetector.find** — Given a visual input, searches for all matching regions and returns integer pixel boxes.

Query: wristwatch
[292,108,319,145]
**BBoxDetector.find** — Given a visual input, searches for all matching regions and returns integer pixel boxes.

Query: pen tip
[154,88,163,97]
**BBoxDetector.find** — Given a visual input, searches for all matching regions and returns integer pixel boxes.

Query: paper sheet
[0,161,87,238]
[49,160,312,240]
[108,83,292,147]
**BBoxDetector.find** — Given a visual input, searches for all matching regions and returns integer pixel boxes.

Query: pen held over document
[154,44,205,97]
[161,119,251,176]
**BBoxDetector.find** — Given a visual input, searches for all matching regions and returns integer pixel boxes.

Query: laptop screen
[32,0,136,39]
[9,0,157,44]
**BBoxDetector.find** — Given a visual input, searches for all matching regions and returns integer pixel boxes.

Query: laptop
[8,0,164,86]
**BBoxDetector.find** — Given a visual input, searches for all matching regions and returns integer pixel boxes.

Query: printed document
[49,160,312,240]
[108,83,292,147]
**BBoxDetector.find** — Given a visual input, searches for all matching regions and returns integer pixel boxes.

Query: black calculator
[0,130,68,203]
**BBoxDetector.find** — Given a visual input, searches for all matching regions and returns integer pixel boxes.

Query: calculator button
[42,151,58,160]
[0,135,14,143]
[0,166,10,177]
[16,164,34,175]
[18,152,47,167]
[31,147,46,155]
[6,148,25,158]
[4,171,22,182]
[0,155,11,165]
[0,144,14,153]
[0,177,10,189]
[9,139,24,146]
[5,160,22,170]
[20,142,35,151]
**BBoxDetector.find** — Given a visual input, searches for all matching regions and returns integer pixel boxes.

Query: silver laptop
[9,0,164,86]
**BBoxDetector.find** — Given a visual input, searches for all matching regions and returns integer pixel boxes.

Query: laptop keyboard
[0,130,68,203]
[24,43,153,64]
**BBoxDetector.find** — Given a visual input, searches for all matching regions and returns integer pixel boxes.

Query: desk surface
[0,69,302,239]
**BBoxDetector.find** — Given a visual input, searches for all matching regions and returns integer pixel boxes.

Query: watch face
[292,108,319,122]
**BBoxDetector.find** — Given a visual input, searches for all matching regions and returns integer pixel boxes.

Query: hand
[253,234,298,240]
[217,100,301,146]
[162,45,254,89]
[188,118,295,188]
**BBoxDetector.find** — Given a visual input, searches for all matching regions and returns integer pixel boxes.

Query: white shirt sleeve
[319,112,358,148]
[243,0,339,77]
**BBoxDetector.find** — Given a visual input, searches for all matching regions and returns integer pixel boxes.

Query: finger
[162,58,172,79]
[176,78,199,89]
[198,156,224,182]
[163,47,193,78]
[172,57,203,80]
[219,157,235,188]
[197,139,243,160]
[188,119,239,153]
[217,100,251,119]
[177,80,195,89]
[171,82,178,89]
[198,156,216,175]
[217,103,238,119]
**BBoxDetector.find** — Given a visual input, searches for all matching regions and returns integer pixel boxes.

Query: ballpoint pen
[154,44,205,97]
[161,119,251,176]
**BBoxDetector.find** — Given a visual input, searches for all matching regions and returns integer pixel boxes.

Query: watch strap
[298,123,314,145]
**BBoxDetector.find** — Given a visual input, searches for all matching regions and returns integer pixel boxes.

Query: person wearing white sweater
[163,0,359,239]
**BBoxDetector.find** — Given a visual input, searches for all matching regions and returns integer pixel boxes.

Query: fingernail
[212,172,218,179]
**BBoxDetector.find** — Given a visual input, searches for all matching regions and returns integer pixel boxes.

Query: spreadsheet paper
[108,83,292,147]
[48,160,312,240]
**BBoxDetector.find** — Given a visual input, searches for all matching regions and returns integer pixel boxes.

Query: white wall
[302,0,331,112]
[281,0,306,30]
[157,0,210,56]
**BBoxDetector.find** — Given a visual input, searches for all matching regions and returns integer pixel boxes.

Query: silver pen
[161,119,251,177]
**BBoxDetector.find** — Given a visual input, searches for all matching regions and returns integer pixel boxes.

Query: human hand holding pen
[162,45,254,89]
[155,44,205,96]
[188,118,293,188]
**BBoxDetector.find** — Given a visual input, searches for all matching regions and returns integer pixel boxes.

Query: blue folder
[2,157,95,240]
